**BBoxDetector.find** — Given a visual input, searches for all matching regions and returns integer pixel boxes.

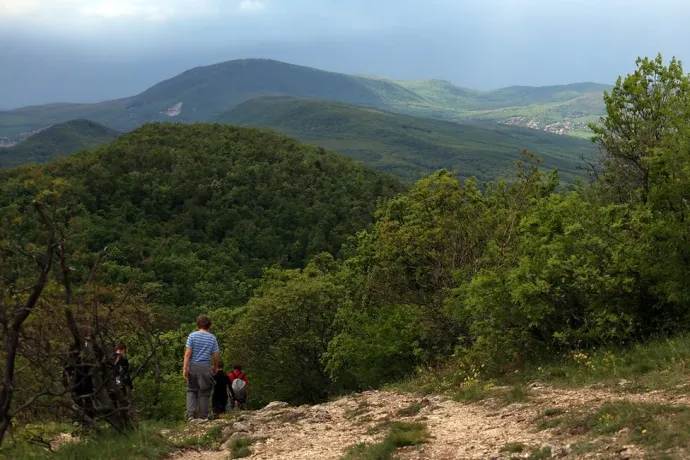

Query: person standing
[211,361,232,417]
[183,315,220,421]
[111,342,134,395]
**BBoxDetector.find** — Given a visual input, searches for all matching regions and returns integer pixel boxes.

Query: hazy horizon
[1,0,689,109]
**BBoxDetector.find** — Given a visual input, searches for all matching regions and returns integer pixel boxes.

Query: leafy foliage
[0,123,404,320]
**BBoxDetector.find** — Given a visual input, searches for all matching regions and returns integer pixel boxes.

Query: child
[211,361,231,417]
[228,364,248,410]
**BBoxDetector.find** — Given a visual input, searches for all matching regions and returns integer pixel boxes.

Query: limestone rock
[233,421,253,432]
[262,401,289,411]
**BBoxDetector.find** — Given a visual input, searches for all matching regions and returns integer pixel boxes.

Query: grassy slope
[0,59,609,138]
[363,77,610,137]
[218,96,596,183]
[0,119,121,168]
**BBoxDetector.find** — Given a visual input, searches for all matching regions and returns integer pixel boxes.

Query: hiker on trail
[183,315,220,421]
[211,361,232,417]
[111,342,134,395]
[228,364,248,410]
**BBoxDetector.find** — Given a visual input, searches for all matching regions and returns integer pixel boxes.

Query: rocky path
[166,385,690,460]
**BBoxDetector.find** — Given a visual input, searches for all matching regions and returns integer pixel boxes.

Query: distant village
[503,116,586,135]
[0,126,49,148]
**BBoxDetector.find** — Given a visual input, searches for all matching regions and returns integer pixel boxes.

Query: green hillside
[218,96,596,183]
[0,119,121,168]
[0,122,404,318]
[0,59,608,139]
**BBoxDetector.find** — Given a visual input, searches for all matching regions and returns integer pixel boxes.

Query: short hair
[233,364,242,371]
[115,342,127,351]
[196,315,211,330]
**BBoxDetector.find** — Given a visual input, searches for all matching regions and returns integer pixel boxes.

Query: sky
[1,0,689,108]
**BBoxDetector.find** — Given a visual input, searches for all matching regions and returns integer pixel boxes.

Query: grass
[501,442,526,453]
[231,436,256,459]
[396,403,422,417]
[176,424,223,449]
[3,421,175,460]
[535,401,690,454]
[344,401,372,420]
[529,446,552,459]
[391,333,690,403]
[499,385,531,405]
[341,422,429,460]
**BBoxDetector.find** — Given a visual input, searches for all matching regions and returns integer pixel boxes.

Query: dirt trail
[167,385,690,460]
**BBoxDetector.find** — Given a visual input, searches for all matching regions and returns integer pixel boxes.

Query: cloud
[238,0,265,13]
[0,0,220,22]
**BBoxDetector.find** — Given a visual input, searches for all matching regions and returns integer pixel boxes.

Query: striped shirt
[185,331,219,364]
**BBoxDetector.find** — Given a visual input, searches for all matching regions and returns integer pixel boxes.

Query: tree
[0,202,57,446]
[0,201,163,449]
[226,254,345,405]
[589,53,690,203]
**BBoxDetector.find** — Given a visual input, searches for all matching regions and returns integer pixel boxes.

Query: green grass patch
[542,408,566,417]
[392,333,690,401]
[344,402,372,420]
[341,422,429,460]
[3,422,175,460]
[529,446,552,459]
[499,385,531,405]
[535,401,690,453]
[523,334,690,392]
[177,424,223,449]
[231,436,256,459]
[500,442,526,453]
[396,403,422,417]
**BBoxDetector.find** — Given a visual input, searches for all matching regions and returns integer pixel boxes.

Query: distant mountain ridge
[218,96,596,184]
[0,119,121,168]
[0,58,609,138]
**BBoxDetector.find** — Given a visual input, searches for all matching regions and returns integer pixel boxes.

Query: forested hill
[0,122,405,318]
[218,96,596,183]
[0,119,121,168]
[0,58,607,138]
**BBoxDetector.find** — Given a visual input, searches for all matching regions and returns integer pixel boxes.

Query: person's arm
[211,336,220,373]
[183,333,193,380]
[183,348,192,380]
[228,373,236,400]
[212,352,220,373]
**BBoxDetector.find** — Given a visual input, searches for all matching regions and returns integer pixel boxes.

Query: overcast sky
[1,0,689,108]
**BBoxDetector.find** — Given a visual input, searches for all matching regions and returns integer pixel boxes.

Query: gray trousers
[186,363,214,420]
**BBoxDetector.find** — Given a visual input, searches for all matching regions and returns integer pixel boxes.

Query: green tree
[226,253,346,405]
[589,53,690,202]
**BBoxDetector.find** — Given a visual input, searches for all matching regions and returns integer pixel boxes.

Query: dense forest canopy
[0,123,404,320]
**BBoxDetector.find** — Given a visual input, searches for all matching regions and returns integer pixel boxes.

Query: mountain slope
[0,122,404,318]
[218,96,596,183]
[0,119,121,168]
[0,59,608,139]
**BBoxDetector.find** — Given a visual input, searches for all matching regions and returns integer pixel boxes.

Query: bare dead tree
[1,204,164,450]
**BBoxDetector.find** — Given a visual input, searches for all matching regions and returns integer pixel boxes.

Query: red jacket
[228,369,248,397]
